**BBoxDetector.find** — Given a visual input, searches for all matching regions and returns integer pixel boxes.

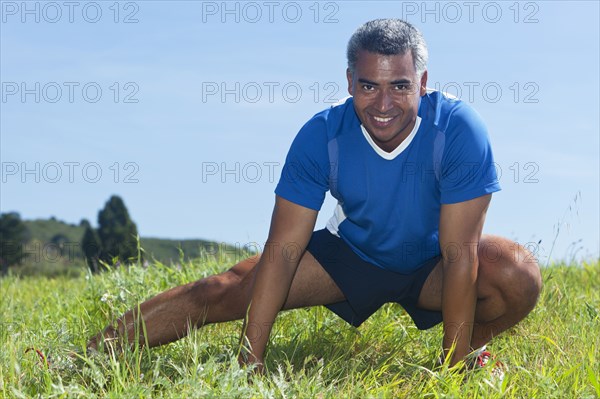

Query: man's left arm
[439,193,492,367]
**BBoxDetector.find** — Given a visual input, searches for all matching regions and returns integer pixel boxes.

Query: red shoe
[471,346,506,382]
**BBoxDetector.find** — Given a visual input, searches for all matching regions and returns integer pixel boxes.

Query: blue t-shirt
[275,91,501,273]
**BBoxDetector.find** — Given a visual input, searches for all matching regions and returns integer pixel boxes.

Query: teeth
[373,116,393,123]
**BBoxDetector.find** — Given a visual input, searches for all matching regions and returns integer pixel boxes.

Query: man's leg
[417,234,542,349]
[87,251,345,350]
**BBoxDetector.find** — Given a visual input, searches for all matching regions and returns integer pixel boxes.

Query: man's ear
[346,68,354,95]
[419,70,428,96]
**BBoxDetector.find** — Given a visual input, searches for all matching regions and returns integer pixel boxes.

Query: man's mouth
[373,116,393,122]
[370,114,397,127]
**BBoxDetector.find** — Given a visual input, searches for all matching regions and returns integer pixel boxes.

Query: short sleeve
[275,115,330,210]
[439,105,501,204]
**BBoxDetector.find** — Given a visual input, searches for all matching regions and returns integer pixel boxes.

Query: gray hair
[347,19,428,78]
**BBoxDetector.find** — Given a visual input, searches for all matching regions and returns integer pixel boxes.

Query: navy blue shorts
[306,229,443,330]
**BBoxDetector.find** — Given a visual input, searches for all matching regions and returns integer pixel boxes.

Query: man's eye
[396,84,410,91]
[362,84,374,91]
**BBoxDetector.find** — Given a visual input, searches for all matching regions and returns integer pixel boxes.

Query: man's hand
[439,194,491,367]
[239,195,318,369]
[238,346,265,375]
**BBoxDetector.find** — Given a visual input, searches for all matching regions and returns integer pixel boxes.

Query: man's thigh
[283,249,346,310]
[416,234,529,311]
[416,256,444,311]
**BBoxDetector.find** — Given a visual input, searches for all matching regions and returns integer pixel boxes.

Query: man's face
[347,49,427,152]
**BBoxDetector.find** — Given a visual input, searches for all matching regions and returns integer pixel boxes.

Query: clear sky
[1,1,599,265]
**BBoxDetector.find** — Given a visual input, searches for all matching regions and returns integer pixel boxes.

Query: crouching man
[88,18,542,376]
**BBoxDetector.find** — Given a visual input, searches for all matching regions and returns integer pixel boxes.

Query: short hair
[347,19,428,78]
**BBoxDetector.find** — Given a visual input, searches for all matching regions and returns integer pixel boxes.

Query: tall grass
[1,257,598,398]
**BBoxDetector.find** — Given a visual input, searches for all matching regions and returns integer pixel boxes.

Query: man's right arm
[238,195,318,371]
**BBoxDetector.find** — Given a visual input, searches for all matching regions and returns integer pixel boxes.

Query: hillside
[21,218,243,265]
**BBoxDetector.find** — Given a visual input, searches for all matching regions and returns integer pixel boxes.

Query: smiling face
[347,49,428,152]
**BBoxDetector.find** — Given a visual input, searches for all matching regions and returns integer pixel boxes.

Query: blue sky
[1,1,599,265]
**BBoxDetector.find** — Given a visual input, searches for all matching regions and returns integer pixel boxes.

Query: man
[88,19,542,375]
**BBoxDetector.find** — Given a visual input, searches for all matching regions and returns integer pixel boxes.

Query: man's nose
[374,90,393,113]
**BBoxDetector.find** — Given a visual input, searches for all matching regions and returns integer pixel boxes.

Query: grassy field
[1,256,598,398]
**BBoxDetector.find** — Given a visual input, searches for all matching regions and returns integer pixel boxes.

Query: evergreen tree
[80,219,101,273]
[0,212,30,274]
[97,195,140,266]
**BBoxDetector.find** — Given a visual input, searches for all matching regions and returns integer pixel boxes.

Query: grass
[1,256,598,398]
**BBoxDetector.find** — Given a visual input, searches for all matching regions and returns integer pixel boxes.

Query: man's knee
[188,274,231,305]
[508,240,541,312]
[188,271,249,319]
[480,236,542,314]
[517,255,542,313]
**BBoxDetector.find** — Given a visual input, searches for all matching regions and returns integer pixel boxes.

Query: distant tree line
[0,212,30,275]
[0,195,140,275]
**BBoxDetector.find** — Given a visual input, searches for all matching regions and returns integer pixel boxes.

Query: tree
[50,233,69,245]
[97,195,140,266]
[0,212,30,275]
[80,219,101,273]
